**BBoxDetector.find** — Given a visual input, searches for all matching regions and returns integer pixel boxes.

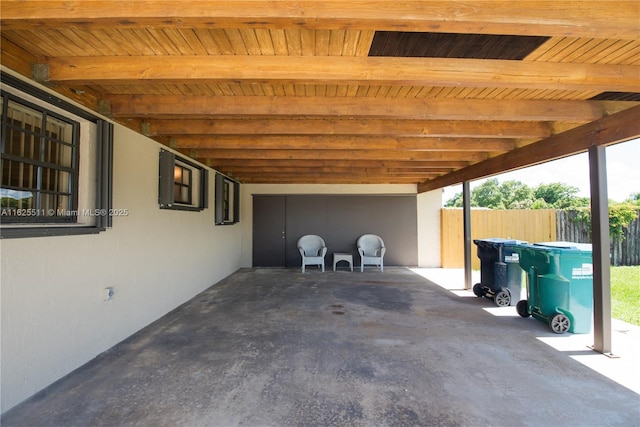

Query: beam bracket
[140,123,151,136]
[30,63,49,83]
[98,100,112,116]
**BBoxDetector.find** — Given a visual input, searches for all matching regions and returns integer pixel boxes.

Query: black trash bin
[473,238,526,306]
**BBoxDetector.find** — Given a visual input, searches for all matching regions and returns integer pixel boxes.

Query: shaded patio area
[3,268,639,426]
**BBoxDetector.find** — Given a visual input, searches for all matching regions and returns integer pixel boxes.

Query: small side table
[333,253,353,271]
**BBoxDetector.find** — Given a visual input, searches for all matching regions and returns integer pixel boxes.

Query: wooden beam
[231,175,439,184]
[170,135,516,152]
[230,170,442,178]
[236,176,423,184]
[195,149,487,161]
[216,166,449,175]
[208,159,469,169]
[0,37,40,77]
[0,44,102,109]
[2,1,638,39]
[45,55,640,93]
[148,119,551,138]
[104,95,632,121]
[418,104,640,192]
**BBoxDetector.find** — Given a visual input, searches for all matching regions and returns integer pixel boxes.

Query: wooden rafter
[146,119,552,138]
[104,95,633,121]
[167,135,516,152]
[217,166,451,174]
[1,1,638,39]
[44,56,639,93]
[207,159,469,169]
[194,149,488,162]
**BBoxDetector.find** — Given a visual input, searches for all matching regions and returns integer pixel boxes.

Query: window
[1,94,79,223]
[173,162,192,205]
[158,149,207,211]
[1,72,113,238]
[215,173,239,225]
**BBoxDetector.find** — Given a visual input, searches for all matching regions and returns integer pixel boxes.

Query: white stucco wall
[1,125,244,412]
[1,73,443,413]
[417,189,443,267]
[1,145,443,413]
[240,184,442,268]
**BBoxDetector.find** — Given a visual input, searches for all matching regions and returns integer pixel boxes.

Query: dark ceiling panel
[368,31,550,60]
[590,92,640,101]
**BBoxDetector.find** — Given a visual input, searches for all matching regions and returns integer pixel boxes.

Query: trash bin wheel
[549,313,571,334]
[473,283,484,297]
[516,300,530,318]
[494,289,511,307]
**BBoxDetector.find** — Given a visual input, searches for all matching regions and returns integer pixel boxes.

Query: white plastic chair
[297,235,327,273]
[357,234,386,272]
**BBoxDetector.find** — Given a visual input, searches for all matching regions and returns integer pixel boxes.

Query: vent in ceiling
[590,92,640,101]
[368,31,550,60]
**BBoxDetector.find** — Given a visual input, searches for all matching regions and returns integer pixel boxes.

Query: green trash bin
[473,238,526,307]
[515,242,593,334]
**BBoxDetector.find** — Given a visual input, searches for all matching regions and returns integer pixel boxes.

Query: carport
[1,1,639,418]
[2,268,638,426]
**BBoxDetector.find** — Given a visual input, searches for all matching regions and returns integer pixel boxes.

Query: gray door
[285,196,329,268]
[252,196,286,267]
[253,194,417,268]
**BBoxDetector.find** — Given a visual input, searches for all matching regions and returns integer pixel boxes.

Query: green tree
[625,192,640,207]
[471,178,504,209]
[533,182,580,209]
[444,179,588,210]
[444,192,463,208]
[500,180,533,209]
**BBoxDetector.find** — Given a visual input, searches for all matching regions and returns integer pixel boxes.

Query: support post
[589,145,612,355]
[463,181,472,290]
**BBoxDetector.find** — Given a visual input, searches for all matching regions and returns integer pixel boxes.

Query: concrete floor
[2,267,639,426]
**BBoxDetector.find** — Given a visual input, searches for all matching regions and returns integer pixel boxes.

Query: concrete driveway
[2,267,639,426]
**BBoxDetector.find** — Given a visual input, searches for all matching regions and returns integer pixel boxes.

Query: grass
[611,266,640,326]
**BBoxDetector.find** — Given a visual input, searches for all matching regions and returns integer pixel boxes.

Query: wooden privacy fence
[557,210,640,266]
[441,209,556,269]
[441,209,639,268]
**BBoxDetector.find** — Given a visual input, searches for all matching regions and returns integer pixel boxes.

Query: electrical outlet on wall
[104,287,114,301]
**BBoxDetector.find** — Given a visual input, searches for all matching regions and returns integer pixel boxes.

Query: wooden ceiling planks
[527,37,640,64]
[1,1,639,187]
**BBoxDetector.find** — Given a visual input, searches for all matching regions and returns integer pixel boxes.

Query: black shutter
[214,172,224,224]
[96,120,114,228]
[158,149,175,208]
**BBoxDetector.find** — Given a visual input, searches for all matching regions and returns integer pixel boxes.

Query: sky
[442,137,640,205]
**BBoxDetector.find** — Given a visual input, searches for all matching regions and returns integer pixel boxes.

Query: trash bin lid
[473,237,526,247]
[533,241,592,253]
